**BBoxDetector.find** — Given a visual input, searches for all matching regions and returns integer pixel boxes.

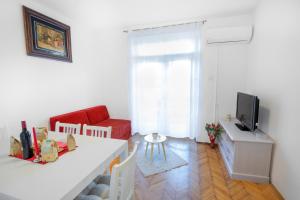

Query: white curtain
[129,23,203,141]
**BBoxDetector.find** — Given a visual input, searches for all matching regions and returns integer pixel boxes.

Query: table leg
[150,143,154,161]
[162,142,166,161]
[158,143,160,154]
[145,142,149,157]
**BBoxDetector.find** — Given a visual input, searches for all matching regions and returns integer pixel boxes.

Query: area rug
[136,147,188,177]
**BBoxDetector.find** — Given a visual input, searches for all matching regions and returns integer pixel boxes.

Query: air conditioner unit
[206,25,253,44]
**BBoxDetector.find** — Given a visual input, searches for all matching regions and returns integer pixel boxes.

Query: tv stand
[218,119,274,183]
[235,123,250,131]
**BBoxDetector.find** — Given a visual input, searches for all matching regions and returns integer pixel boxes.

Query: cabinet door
[234,142,272,177]
[218,133,234,170]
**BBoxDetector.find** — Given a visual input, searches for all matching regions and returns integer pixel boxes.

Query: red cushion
[94,119,131,140]
[85,105,110,124]
[49,110,90,131]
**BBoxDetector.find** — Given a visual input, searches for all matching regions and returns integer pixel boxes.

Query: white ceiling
[34,0,260,28]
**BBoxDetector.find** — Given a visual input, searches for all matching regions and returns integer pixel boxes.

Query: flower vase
[209,135,216,148]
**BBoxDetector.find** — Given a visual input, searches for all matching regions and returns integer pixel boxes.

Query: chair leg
[162,142,167,161]
[145,142,149,157]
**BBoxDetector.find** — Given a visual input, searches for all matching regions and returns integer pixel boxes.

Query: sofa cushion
[85,106,110,124]
[94,119,131,140]
[49,110,90,131]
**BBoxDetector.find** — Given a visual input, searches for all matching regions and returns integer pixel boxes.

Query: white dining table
[0,132,128,200]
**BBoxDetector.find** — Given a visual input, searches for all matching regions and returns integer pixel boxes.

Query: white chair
[82,124,112,138]
[55,121,81,134]
[108,143,137,200]
[76,143,138,200]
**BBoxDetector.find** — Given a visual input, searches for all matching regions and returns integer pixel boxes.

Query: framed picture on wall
[23,6,72,62]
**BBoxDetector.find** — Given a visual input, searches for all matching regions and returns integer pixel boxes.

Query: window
[129,23,202,139]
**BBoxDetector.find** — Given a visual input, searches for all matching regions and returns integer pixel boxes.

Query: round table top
[144,134,167,143]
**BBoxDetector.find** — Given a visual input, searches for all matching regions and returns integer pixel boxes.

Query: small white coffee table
[144,134,167,161]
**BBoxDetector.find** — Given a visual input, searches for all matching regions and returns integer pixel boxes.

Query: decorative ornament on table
[152,132,158,140]
[10,136,22,157]
[36,127,48,142]
[225,114,232,121]
[67,134,76,151]
[205,123,223,148]
[41,139,59,162]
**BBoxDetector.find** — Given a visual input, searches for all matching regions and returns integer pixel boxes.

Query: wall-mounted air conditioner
[206,25,253,44]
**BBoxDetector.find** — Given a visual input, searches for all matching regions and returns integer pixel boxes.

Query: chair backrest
[82,124,112,138]
[109,143,138,200]
[55,122,81,134]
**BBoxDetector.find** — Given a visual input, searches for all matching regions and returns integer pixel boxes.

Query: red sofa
[49,105,131,140]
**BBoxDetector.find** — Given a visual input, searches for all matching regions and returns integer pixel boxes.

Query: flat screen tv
[236,92,259,132]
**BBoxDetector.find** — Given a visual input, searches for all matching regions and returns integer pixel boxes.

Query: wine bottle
[20,121,33,159]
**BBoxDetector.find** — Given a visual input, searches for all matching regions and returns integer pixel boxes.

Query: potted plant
[205,123,222,148]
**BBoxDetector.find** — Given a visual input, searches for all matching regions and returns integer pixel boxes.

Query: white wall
[89,28,129,119]
[199,14,253,142]
[247,0,300,199]
[0,0,128,139]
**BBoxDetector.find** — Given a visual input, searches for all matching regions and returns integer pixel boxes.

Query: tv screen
[236,92,259,131]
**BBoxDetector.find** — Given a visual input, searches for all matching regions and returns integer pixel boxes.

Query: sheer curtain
[129,23,203,140]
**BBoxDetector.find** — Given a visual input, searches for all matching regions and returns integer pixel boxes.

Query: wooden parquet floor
[129,134,284,200]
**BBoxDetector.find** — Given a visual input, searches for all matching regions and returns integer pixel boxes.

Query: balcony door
[129,23,202,139]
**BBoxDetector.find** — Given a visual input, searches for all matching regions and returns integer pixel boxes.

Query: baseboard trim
[231,172,270,183]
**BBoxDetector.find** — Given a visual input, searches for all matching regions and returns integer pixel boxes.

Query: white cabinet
[218,119,274,183]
